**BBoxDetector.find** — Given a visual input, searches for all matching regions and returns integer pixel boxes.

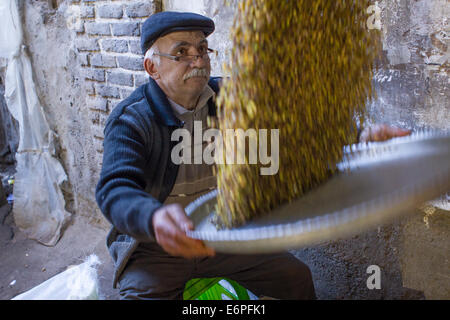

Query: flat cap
[141,11,215,54]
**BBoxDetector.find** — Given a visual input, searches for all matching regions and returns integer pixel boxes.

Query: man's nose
[190,54,209,68]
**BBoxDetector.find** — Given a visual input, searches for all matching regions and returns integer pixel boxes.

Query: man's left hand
[360,124,411,143]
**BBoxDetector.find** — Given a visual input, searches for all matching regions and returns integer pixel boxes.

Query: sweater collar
[144,78,183,127]
[167,84,215,118]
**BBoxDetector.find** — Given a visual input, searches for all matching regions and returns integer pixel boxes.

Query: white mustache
[183,68,209,81]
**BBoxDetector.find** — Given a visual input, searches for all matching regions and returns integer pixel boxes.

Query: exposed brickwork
[90,53,117,68]
[95,84,121,99]
[72,0,161,154]
[101,39,128,53]
[87,96,108,112]
[128,39,141,55]
[111,22,140,37]
[97,4,123,19]
[85,82,95,95]
[85,22,111,35]
[107,71,134,87]
[75,38,100,51]
[80,6,95,18]
[78,52,89,66]
[125,2,156,18]
[117,56,144,71]
[83,68,105,82]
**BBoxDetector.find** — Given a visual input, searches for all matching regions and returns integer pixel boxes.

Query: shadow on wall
[0,72,19,166]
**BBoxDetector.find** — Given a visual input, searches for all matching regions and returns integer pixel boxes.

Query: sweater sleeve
[95,110,162,242]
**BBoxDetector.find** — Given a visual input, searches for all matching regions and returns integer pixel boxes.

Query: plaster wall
[1,0,447,299]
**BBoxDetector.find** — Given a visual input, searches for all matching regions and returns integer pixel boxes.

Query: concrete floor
[0,203,120,300]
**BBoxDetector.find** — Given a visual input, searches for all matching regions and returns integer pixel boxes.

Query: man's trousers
[118,241,316,300]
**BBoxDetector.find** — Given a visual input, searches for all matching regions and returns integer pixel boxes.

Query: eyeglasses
[153,48,218,63]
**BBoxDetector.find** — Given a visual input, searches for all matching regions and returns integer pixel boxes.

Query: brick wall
[70,0,161,154]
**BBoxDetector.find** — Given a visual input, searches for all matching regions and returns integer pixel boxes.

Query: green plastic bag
[184,278,257,300]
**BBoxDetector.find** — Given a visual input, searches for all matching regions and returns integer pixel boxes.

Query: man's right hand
[152,203,216,258]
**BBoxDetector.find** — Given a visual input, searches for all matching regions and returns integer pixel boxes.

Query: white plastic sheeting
[12,254,101,300]
[0,0,70,246]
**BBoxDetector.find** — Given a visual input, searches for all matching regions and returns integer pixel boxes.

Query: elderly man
[96,11,409,300]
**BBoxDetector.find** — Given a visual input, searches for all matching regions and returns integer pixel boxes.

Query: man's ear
[144,59,160,80]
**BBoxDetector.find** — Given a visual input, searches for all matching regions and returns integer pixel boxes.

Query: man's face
[152,31,211,98]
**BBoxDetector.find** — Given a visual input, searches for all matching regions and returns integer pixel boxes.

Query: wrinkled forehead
[155,30,207,51]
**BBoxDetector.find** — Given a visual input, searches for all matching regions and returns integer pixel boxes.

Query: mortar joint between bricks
[88,108,109,115]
